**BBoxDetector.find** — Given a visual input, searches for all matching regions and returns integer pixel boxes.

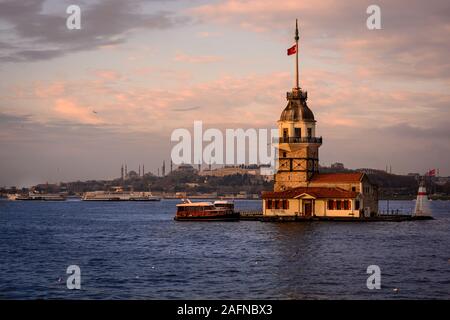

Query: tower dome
[280,89,315,122]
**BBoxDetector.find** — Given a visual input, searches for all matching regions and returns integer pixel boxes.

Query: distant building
[175,192,187,198]
[199,166,258,177]
[185,183,200,188]
[235,191,248,199]
[260,166,275,182]
[127,170,139,178]
[407,172,420,177]
[434,176,450,186]
[356,168,387,175]
[331,162,345,170]
[176,164,196,173]
[32,183,60,194]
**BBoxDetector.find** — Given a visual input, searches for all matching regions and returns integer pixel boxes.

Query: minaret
[170,160,173,174]
[162,161,166,177]
[142,164,145,176]
[125,164,128,179]
[274,20,322,192]
[139,165,141,177]
[121,164,124,181]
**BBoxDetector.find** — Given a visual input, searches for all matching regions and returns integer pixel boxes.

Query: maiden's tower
[263,21,379,219]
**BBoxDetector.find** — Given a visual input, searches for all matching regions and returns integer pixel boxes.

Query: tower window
[282,152,287,158]
[283,128,288,138]
[307,128,312,137]
[295,128,301,137]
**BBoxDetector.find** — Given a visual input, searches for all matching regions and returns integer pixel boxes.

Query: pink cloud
[54,98,103,125]
[94,70,123,81]
[174,53,223,64]
[34,81,65,99]
[196,31,222,38]
[7,63,450,138]
[191,0,450,81]
[191,0,335,32]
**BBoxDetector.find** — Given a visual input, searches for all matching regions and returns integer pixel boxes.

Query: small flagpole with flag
[295,19,299,89]
[287,19,300,89]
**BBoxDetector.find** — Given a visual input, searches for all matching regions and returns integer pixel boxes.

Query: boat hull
[8,194,66,201]
[174,212,240,221]
[16,198,66,201]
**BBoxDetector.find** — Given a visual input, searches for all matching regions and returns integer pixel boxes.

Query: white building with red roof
[263,173,378,218]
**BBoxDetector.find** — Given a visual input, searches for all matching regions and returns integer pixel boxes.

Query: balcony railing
[278,136,322,144]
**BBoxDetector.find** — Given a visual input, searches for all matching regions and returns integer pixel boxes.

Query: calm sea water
[0,199,449,299]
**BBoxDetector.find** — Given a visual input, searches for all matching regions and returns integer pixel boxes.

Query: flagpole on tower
[295,19,299,89]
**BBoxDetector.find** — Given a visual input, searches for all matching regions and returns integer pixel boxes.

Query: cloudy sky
[0,0,449,187]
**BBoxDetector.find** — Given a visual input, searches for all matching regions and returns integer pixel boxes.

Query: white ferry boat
[7,193,66,201]
[81,191,161,201]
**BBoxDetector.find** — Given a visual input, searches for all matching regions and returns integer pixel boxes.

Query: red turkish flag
[287,44,297,55]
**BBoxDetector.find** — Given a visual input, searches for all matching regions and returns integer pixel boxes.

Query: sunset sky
[1,0,449,187]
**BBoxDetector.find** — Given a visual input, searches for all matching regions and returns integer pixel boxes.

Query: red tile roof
[310,172,364,183]
[262,187,358,199]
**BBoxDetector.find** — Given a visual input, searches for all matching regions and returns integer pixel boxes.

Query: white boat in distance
[82,191,161,201]
[7,193,66,201]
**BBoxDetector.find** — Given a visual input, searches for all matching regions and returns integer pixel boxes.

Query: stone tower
[274,20,322,192]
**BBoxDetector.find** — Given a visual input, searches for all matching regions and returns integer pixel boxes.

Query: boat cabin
[175,200,239,221]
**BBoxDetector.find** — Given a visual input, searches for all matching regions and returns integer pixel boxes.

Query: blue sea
[0,199,449,299]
